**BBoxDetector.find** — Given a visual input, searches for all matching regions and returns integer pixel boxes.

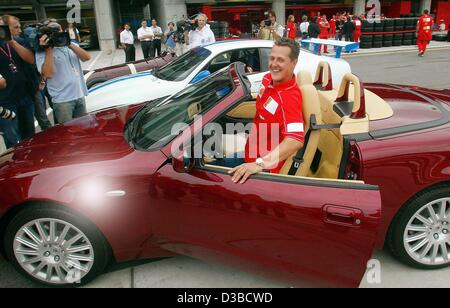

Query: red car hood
[2,103,145,168]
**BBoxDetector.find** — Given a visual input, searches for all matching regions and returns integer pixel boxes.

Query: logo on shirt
[258,85,266,98]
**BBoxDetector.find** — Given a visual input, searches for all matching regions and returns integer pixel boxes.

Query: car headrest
[297,70,313,87]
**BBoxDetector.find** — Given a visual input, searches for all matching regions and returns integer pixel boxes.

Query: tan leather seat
[280,71,322,176]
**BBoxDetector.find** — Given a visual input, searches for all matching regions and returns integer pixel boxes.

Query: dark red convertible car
[0,62,449,287]
[83,52,176,89]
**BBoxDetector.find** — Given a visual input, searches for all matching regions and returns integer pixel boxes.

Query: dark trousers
[345,33,354,42]
[141,41,153,59]
[125,44,136,62]
[0,97,35,149]
[34,91,52,130]
[152,39,161,58]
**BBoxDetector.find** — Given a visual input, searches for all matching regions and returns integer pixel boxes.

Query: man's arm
[38,35,55,79]
[69,43,91,62]
[9,40,35,64]
[184,31,190,46]
[228,138,304,184]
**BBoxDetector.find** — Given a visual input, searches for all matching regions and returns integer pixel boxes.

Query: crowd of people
[119,14,216,62]
[0,15,90,150]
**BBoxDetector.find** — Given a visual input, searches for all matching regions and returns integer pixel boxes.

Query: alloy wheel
[13,218,95,285]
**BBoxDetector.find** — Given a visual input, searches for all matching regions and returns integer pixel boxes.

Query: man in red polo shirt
[228,38,305,184]
[417,10,434,57]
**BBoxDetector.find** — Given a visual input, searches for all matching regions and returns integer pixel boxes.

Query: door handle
[323,205,363,227]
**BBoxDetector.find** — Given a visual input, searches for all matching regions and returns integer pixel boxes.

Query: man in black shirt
[0,15,36,148]
[343,16,356,42]
[308,17,321,38]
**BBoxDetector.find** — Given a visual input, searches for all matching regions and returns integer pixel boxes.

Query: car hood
[0,104,145,170]
[86,72,185,113]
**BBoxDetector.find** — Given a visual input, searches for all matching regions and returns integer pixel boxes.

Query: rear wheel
[4,205,111,287]
[387,187,450,269]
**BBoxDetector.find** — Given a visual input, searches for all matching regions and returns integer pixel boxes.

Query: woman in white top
[66,22,81,43]
[299,16,310,40]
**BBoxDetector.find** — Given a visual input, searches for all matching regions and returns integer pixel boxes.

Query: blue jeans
[0,96,35,149]
[53,97,87,124]
[212,152,246,168]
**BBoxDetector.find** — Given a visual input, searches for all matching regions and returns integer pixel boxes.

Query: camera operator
[36,20,91,124]
[0,15,36,149]
[185,14,215,50]
[257,11,284,41]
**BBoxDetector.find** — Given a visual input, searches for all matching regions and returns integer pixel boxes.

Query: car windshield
[153,47,211,82]
[129,67,234,151]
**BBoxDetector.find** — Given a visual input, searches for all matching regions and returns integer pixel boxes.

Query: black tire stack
[373,19,384,48]
[383,18,395,47]
[360,20,374,49]
[403,18,416,45]
[393,18,405,46]
[209,21,220,37]
[218,21,230,38]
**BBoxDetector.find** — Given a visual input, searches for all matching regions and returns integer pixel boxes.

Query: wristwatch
[255,158,265,168]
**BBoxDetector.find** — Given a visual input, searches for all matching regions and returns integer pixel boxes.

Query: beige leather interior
[222,133,248,157]
[216,65,393,181]
[314,61,333,90]
[279,71,322,177]
[226,101,256,119]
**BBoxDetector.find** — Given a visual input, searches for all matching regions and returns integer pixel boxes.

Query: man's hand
[39,34,50,48]
[228,163,263,184]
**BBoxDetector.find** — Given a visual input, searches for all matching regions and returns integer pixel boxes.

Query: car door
[147,163,381,288]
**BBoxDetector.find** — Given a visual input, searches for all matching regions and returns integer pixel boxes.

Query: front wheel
[4,205,111,287]
[387,186,450,269]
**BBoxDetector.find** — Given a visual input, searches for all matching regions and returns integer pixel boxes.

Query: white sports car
[86,40,351,112]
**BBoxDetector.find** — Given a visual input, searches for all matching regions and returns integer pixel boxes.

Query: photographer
[164,22,176,53]
[0,15,36,149]
[36,20,91,124]
[185,14,215,50]
[257,11,284,41]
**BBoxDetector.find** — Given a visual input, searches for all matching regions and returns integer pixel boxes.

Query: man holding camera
[36,20,91,124]
[0,15,36,149]
[185,14,215,50]
[257,11,284,41]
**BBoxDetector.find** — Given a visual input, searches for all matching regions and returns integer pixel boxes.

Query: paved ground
[2,43,450,288]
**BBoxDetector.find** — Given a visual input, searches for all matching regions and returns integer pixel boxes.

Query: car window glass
[131,68,234,151]
[154,47,211,81]
[259,48,271,72]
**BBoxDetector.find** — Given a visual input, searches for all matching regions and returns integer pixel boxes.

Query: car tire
[3,204,111,287]
[387,186,450,269]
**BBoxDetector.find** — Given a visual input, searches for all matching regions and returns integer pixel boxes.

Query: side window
[208,51,233,73]
[259,48,271,72]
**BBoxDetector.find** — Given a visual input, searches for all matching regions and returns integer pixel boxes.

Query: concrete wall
[272,0,285,26]
[94,0,116,53]
[151,0,187,30]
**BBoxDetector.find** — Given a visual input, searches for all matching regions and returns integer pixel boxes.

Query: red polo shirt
[245,73,305,173]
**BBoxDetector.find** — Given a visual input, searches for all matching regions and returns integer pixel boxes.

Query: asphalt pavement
[1,44,450,288]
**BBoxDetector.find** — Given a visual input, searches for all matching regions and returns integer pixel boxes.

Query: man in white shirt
[186,14,216,49]
[137,19,154,59]
[120,23,135,62]
[150,19,163,57]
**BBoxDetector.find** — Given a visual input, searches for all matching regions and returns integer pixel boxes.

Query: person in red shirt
[417,10,435,57]
[353,16,362,42]
[228,38,305,183]
[329,15,337,39]
[319,14,330,54]
[286,15,297,40]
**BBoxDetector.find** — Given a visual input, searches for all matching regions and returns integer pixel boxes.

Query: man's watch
[255,158,265,168]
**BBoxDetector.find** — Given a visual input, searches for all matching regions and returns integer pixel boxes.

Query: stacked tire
[393,18,405,46]
[373,19,384,48]
[383,18,395,47]
[360,20,374,49]
[403,18,416,45]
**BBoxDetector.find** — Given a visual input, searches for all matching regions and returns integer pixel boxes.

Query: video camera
[0,25,12,42]
[264,20,272,27]
[174,19,199,44]
[36,23,70,49]
[0,107,16,121]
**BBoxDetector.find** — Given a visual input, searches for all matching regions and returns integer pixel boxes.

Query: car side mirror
[191,70,211,84]
[172,150,194,173]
